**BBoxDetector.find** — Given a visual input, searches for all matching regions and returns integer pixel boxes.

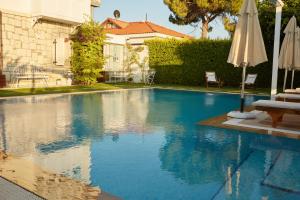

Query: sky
[93,0,229,39]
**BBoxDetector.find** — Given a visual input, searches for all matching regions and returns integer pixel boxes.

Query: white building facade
[101,18,191,83]
[0,0,100,88]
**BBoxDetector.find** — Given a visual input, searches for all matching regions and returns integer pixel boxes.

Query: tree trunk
[201,20,209,39]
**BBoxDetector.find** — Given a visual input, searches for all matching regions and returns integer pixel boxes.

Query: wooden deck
[199,106,300,140]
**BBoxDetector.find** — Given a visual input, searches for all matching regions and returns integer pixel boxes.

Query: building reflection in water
[0,90,154,184]
[0,95,92,184]
[101,90,152,135]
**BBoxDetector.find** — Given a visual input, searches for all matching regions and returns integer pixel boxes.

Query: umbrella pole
[240,66,246,113]
[283,69,288,91]
[291,70,295,89]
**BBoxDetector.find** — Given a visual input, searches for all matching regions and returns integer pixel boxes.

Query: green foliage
[124,44,149,82]
[222,16,237,38]
[70,20,106,85]
[145,38,285,88]
[277,0,300,8]
[226,1,300,41]
[258,1,300,47]
[257,0,300,88]
[163,0,243,38]
[124,44,144,72]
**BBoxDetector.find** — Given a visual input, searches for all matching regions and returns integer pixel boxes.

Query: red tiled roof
[101,18,129,29]
[101,18,192,39]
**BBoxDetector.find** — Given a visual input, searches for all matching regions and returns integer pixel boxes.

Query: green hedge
[145,38,299,88]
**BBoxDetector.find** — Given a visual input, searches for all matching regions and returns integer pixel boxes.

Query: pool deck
[0,176,44,200]
[200,106,300,140]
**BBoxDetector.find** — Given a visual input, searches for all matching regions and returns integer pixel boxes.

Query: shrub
[70,20,106,85]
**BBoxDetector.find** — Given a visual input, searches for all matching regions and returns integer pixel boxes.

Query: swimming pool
[0,89,300,200]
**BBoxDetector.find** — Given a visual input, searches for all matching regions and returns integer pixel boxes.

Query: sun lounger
[242,74,257,89]
[276,93,300,103]
[285,88,300,94]
[252,100,300,128]
[205,72,223,88]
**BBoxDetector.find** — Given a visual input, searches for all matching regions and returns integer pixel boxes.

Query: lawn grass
[155,84,271,96]
[0,83,149,97]
[0,83,271,98]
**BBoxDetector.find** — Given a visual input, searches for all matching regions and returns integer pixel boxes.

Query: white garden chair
[244,74,257,89]
[205,72,223,88]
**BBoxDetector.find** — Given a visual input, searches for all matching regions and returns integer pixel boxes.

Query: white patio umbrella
[291,27,300,89]
[227,0,267,117]
[278,16,297,90]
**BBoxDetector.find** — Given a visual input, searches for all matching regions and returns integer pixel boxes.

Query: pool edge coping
[0,86,270,100]
[154,86,270,97]
[0,87,156,100]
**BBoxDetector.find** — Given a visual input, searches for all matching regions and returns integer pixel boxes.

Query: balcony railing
[32,0,91,24]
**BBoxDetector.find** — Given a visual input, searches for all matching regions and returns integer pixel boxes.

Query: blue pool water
[1,89,300,200]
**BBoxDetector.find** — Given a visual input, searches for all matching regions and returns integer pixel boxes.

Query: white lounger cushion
[245,74,257,84]
[252,100,300,110]
[206,72,217,82]
[285,88,300,93]
[276,93,300,99]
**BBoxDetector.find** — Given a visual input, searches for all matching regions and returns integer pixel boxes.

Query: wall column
[0,11,6,88]
[271,0,284,98]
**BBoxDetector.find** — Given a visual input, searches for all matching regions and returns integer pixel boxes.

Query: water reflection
[0,95,73,155]
[159,127,244,185]
[0,95,92,184]
[0,89,299,200]
[0,90,154,185]
[101,90,152,134]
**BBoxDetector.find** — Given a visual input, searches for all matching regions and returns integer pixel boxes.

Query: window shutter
[56,38,65,66]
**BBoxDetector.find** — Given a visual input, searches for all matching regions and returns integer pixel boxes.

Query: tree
[163,0,242,38]
[223,16,237,38]
[224,0,300,38]
[279,0,300,8]
[70,20,106,85]
[258,0,300,49]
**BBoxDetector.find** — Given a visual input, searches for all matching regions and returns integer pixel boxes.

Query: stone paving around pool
[0,176,44,200]
[0,151,101,200]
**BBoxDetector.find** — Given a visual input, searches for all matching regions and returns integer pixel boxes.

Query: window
[107,23,117,29]
[53,38,65,66]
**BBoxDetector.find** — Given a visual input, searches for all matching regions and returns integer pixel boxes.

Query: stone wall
[1,11,75,87]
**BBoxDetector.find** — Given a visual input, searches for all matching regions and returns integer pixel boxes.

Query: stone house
[0,0,100,88]
[101,18,191,83]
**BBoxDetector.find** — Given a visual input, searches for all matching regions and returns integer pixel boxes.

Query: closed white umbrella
[295,27,300,68]
[278,16,297,90]
[291,27,300,89]
[279,17,297,70]
[227,0,268,116]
